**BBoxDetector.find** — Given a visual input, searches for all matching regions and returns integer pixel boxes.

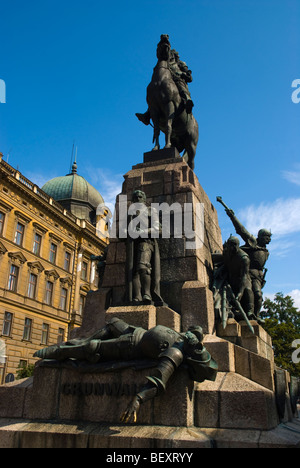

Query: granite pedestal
[0,150,299,448]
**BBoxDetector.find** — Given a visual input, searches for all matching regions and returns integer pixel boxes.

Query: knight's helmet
[257,228,272,239]
[223,235,240,251]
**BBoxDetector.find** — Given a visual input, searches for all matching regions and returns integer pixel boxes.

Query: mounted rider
[168,49,194,113]
[136,35,194,126]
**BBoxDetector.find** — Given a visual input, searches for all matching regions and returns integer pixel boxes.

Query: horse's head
[156,34,171,61]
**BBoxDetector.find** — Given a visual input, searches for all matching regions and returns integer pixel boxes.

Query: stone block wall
[102,154,223,316]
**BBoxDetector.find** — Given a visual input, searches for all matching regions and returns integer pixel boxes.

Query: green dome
[42,162,104,221]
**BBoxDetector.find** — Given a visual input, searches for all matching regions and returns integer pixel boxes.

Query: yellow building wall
[0,156,108,382]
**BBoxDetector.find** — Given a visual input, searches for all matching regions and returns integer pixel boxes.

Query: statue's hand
[236,292,243,302]
[225,208,235,217]
[120,396,141,424]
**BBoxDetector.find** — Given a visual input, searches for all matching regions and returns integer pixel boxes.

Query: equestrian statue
[136,34,199,170]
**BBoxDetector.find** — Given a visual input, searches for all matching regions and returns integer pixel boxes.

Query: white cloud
[84,167,123,208]
[23,170,55,189]
[239,198,300,238]
[282,164,300,186]
[268,239,296,258]
[289,289,300,310]
[263,290,300,310]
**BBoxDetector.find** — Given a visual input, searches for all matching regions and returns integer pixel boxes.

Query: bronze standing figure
[217,196,271,321]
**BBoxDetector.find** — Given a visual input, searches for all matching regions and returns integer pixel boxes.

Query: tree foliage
[16,363,35,380]
[261,292,300,377]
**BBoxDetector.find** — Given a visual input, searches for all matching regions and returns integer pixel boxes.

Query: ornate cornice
[14,210,31,224]
[32,222,48,234]
[49,232,63,244]
[27,260,45,273]
[44,269,60,281]
[7,251,27,265]
[60,276,73,287]
[0,240,8,255]
[0,199,13,213]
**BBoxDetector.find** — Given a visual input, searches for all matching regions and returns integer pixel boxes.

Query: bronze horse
[138,35,199,170]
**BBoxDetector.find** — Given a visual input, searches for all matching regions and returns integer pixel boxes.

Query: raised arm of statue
[226,210,248,239]
[226,211,257,247]
[217,196,257,247]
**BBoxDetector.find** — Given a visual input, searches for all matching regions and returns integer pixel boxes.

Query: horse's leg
[182,150,189,165]
[183,143,196,170]
[183,117,198,169]
[188,149,195,170]
[165,101,175,148]
[151,110,160,150]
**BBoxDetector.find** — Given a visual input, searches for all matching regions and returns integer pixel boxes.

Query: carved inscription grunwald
[61,381,143,397]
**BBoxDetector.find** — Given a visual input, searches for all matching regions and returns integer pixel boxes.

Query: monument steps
[0,418,299,448]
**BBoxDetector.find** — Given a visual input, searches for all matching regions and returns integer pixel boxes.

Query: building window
[8,265,19,292]
[64,251,71,271]
[14,222,25,246]
[2,312,13,336]
[41,323,49,345]
[0,212,5,236]
[33,233,42,256]
[45,281,53,305]
[27,273,37,299]
[79,295,86,316]
[81,261,88,281]
[49,243,57,264]
[23,318,32,341]
[60,288,68,310]
[58,328,65,343]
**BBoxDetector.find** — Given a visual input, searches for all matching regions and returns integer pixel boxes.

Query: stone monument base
[0,313,299,448]
[0,417,299,449]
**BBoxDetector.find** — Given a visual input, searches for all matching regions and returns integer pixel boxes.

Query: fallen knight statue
[34,317,217,423]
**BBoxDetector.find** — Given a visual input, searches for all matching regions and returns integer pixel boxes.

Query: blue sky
[1,0,300,307]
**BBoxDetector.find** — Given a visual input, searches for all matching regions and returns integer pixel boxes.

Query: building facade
[0,154,109,383]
